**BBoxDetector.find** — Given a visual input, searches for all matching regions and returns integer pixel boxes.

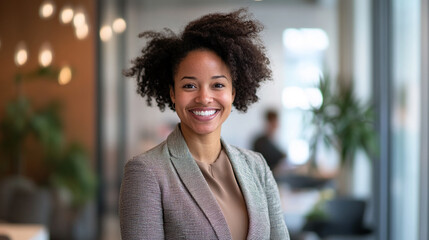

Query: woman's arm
[119,157,164,240]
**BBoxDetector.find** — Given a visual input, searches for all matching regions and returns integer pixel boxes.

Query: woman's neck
[180,125,222,164]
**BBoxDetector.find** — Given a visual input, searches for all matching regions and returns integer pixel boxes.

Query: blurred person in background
[119,9,289,240]
[252,109,287,173]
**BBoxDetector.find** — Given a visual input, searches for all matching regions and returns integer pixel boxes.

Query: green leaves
[1,65,94,207]
[15,66,60,84]
[0,97,32,157]
[0,98,95,207]
[51,143,97,207]
[309,76,378,166]
[0,97,64,161]
[30,101,64,158]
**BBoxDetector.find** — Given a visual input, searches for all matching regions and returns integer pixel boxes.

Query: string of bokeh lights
[7,0,127,85]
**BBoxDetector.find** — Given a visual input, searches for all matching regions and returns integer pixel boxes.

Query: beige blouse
[195,149,249,240]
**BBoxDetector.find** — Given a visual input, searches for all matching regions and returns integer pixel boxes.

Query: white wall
[125,1,339,158]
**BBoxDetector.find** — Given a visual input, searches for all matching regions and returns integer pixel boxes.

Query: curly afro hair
[124,8,272,112]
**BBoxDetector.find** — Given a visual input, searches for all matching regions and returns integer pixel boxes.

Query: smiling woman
[170,50,235,150]
[120,8,289,240]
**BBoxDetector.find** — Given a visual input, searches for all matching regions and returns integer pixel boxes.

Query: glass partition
[391,0,421,239]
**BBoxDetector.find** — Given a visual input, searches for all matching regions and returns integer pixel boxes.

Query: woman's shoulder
[125,140,170,169]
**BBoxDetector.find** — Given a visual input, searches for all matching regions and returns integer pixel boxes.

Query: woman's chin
[193,126,219,136]
[181,123,221,137]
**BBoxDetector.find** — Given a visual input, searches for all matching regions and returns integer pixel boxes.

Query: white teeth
[192,110,216,116]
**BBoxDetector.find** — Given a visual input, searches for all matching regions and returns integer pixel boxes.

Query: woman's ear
[170,86,175,103]
[232,88,236,102]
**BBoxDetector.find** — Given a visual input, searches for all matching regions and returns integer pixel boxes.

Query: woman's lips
[192,109,216,116]
[188,108,220,121]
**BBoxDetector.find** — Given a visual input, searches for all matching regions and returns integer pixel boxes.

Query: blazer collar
[167,125,231,240]
[222,140,268,239]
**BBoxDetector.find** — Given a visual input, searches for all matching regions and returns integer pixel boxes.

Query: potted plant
[300,76,377,238]
[0,67,96,238]
[308,75,378,196]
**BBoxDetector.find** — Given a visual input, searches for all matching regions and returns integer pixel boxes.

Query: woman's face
[170,49,235,138]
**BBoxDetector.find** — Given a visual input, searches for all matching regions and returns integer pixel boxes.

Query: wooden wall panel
[0,0,96,181]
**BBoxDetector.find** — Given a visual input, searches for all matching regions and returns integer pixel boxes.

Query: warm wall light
[76,24,89,39]
[73,9,86,28]
[15,42,28,66]
[112,18,127,33]
[39,43,53,67]
[100,25,113,42]
[58,65,72,85]
[39,0,56,19]
[60,5,74,24]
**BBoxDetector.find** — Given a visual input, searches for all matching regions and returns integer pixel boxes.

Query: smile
[192,110,217,116]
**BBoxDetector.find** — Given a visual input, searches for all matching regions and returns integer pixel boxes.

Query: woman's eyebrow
[212,75,228,80]
[180,76,197,81]
[180,75,229,81]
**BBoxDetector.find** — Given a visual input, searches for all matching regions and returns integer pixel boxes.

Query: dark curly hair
[124,8,272,112]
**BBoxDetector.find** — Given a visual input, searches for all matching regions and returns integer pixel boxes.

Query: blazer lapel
[167,126,231,240]
[222,140,268,239]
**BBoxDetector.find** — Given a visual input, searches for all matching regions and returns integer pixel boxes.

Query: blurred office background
[0,0,428,239]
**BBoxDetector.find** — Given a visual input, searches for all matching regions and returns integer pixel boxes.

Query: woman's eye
[183,84,196,89]
[214,83,225,88]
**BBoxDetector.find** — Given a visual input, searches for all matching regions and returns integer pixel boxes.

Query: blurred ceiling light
[100,25,113,42]
[75,24,89,39]
[282,87,308,109]
[283,29,301,51]
[39,0,56,19]
[283,28,329,52]
[112,18,127,33]
[60,5,74,24]
[282,86,323,110]
[39,43,53,67]
[288,139,309,165]
[58,65,72,85]
[73,9,86,28]
[310,29,330,50]
[15,42,28,66]
[297,63,321,84]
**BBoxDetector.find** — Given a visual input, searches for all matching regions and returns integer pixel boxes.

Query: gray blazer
[119,125,289,240]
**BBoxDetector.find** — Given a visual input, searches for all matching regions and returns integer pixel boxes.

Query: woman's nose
[195,88,213,104]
